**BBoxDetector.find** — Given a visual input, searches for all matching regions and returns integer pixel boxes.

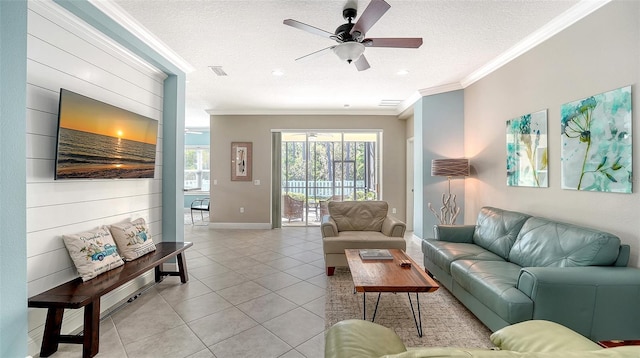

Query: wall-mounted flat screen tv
[55,89,159,179]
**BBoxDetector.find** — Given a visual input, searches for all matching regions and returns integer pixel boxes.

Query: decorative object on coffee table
[359,249,393,260]
[428,158,470,224]
[598,340,640,348]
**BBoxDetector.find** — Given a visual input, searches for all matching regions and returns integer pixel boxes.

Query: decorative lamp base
[428,192,460,225]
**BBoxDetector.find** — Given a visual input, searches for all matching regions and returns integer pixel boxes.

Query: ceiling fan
[283,0,422,71]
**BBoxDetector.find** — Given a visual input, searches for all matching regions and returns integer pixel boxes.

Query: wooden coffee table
[344,249,439,337]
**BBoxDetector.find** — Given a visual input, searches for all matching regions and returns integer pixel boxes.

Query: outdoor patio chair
[283,194,304,222]
[190,197,210,224]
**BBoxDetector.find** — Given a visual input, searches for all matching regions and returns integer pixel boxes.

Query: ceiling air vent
[209,66,228,76]
[379,99,402,107]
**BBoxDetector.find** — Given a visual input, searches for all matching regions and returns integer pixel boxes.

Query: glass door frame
[279,130,382,227]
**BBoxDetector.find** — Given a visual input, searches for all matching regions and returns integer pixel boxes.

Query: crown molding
[88,0,195,74]
[31,0,167,80]
[460,0,611,88]
[417,83,464,97]
[205,108,400,116]
[398,0,611,114]
[397,91,423,116]
[396,82,463,116]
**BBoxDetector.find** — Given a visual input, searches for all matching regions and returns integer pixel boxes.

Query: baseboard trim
[207,222,271,229]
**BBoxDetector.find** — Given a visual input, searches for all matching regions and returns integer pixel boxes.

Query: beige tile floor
[45,224,424,358]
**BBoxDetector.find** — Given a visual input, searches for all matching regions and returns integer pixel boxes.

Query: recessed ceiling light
[344,104,351,108]
[272,70,284,76]
[397,69,409,76]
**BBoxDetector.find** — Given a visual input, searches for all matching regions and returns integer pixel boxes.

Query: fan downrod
[335,8,358,42]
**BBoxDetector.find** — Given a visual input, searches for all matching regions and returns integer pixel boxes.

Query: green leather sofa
[325,319,640,357]
[421,207,640,341]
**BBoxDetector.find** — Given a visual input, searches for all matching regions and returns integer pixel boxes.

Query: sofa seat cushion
[325,319,407,358]
[509,217,621,268]
[451,260,533,323]
[490,320,602,352]
[422,240,505,275]
[386,347,640,357]
[472,207,531,259]
[323,231,406,254]
[329,201,388,231]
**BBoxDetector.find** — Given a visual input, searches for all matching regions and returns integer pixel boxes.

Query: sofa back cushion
[472,207,531,259]
[329,201,388,232]
[509,217,621,267]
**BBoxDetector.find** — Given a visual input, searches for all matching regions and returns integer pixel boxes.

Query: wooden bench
[28,241,193,358]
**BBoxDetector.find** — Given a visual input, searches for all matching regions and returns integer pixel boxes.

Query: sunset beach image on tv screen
[55,89,159,179]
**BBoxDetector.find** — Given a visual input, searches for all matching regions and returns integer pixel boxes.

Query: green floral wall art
[507,109,548,187]
[561,86,632,193]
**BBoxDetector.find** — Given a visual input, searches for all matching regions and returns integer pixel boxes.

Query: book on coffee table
[359,249,394,260]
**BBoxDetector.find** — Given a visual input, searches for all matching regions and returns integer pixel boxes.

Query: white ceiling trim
[460,0,611,88]
[33,0,167,80]
[400,0,611,115]
[89,0,195,74]
[205,108,400,116]
[396,83,463,117]
[417,83,464,98]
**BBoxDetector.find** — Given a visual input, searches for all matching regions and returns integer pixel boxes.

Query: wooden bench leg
[40,308,64,357]
[155,264,162,283]
[155,254,189,283]
[83,299,100,358]
[177,252,189,283]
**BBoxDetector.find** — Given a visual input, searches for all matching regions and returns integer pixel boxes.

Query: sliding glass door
[281,131,380,226]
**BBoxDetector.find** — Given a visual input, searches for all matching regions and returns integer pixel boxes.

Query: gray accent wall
[464,0,640,266]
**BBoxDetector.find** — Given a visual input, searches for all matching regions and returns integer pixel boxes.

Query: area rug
[325,268,494,348]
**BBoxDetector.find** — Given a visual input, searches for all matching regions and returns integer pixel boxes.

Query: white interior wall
[26,1,166,353]
[464,1,640,266]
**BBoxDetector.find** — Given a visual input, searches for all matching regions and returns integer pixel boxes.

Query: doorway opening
[281,131,381,227]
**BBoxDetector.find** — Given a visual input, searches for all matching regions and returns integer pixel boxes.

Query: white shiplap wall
[26,1,167,353]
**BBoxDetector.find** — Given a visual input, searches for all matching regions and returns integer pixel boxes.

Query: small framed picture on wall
[231,142,252,181]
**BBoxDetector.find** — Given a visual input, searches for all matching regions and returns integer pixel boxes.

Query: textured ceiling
[112,0,581,127]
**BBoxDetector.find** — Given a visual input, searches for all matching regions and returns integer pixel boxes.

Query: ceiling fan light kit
[333,42,365,63]
[283,0,422,71]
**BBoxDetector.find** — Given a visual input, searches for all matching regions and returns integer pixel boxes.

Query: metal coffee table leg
[407,292,423,337]
[363,292,423,337]
[362,292,382,322]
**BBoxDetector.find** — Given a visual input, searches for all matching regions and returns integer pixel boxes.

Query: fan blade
[354,55,370,71]
[350,0,390,37]
[283,19,335,40]
[295,45,336,61]
[363,37,423,48]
